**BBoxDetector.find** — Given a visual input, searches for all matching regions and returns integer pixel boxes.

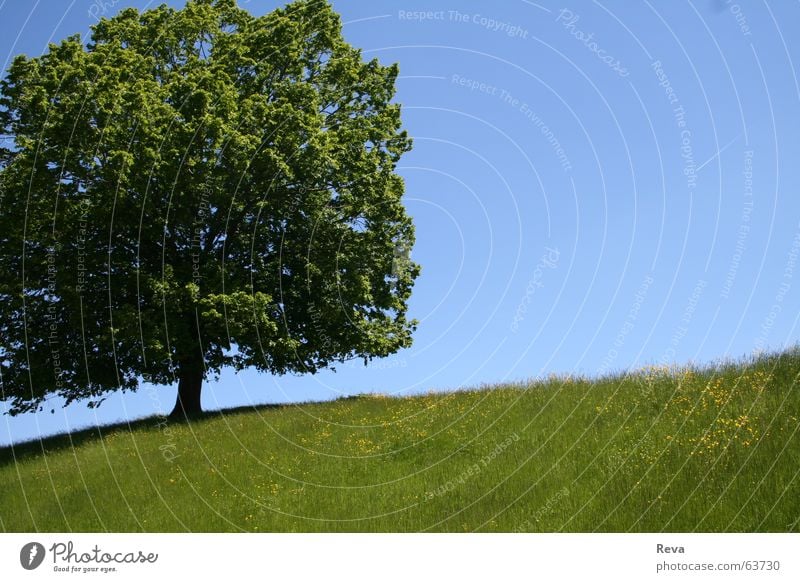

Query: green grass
[2,349,799,532]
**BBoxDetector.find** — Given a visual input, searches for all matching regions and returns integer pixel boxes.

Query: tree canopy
[0,0,419,418]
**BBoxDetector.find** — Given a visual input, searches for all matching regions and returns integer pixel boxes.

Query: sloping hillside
[1,349,798,532]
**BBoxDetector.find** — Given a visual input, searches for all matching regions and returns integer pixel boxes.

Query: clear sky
[2,0,800,445]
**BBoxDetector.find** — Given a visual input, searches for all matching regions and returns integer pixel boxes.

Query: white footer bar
[2,533,798,581]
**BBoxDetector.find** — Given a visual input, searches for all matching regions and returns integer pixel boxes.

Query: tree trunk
[168,364,204,421]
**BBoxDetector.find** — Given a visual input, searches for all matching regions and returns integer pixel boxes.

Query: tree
[0,0,419,420]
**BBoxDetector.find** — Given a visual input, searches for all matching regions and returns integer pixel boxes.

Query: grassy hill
[1,349,799,532]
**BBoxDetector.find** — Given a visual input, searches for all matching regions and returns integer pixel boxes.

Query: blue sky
[2,0,800,445]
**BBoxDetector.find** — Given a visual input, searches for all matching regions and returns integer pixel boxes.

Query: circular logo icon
[20,542,46,570]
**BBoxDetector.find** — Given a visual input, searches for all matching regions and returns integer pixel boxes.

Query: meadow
[1,348,798,532]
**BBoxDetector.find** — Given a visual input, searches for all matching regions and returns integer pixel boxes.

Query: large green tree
[0,0,419,419]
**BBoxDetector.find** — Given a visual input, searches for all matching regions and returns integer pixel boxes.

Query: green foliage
[0,0,418,414]
[1,348,798,531]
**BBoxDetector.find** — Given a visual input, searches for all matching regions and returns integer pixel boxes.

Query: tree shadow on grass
[0,415,161,469]
[0,403,291,469]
